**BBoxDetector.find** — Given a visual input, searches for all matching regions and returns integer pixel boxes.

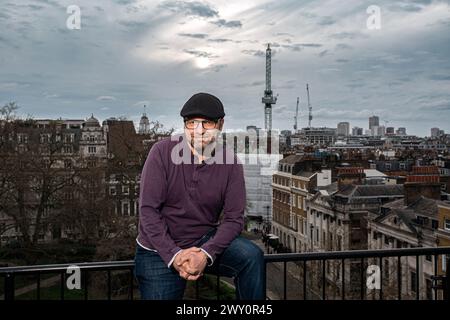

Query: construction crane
[307,84,312,129]
[261,43,277,131]
[293,97,299,132]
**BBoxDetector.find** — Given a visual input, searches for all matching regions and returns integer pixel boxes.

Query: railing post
[263,261,267,300]
[4,273,15,301]
[445,256,450,301]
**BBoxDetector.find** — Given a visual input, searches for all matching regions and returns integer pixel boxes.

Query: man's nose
[194,124,205,135]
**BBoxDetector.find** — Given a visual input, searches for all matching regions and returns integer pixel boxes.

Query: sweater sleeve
[138,143,182,267]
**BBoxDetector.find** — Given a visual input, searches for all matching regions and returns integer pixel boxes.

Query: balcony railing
[1,246,449,300]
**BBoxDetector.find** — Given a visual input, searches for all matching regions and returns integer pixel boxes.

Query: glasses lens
[185,120,196,129]
[203,121,217,129]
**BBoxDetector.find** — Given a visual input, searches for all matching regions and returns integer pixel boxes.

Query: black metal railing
[263,246,450,300]
[1,246,449,300]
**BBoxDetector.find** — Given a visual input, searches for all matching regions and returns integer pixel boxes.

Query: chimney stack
[337,167,366,189]
[404,166,441,205]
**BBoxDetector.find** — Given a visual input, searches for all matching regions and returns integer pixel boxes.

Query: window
[64,134,74,143]
[87,160,96,167]
[110,187,116,196]
[40,134,50,143]
[88,146,96,153]
[384,236,390,245]
[17,134,28,144]
[443,255,449,272]
[445,219,450,231]
[431,220,439,230]
[122,201,130,216]
[122,186,129,195]
[89,136,95,142]
[64,159,72,169]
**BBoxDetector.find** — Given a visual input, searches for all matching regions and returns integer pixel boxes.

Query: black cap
[180,92,225,120]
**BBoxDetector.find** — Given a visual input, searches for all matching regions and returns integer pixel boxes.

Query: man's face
[184,117,224,150]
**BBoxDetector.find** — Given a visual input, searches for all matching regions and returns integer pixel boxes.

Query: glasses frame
[184,119,219,130]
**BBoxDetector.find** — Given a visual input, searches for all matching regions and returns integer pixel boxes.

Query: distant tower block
[294,97,299,132]
[307,84,312,129]
[261,43,277,131]
[139,105,150,134]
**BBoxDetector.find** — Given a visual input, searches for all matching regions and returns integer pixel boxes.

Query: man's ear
[218,118,224,130]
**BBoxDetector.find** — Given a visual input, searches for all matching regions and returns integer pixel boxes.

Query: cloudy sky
[1,0,449,136]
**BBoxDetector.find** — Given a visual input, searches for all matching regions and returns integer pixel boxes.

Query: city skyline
[1,0,450,136]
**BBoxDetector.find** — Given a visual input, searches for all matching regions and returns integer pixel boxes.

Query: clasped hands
[173,247,208,281]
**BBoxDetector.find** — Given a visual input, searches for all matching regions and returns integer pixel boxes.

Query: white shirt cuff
[200,248,214,266]
[168,249,183,268]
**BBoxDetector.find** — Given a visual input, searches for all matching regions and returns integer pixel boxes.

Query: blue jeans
[134,230,265,300]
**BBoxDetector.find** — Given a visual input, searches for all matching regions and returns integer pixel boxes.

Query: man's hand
[173,247,208,281]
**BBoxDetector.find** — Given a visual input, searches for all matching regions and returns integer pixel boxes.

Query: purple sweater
[136,134,245,266]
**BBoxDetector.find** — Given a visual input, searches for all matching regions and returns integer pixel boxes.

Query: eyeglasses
[184,119,218,130]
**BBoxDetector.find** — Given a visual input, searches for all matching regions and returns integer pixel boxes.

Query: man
[134,92,265,300]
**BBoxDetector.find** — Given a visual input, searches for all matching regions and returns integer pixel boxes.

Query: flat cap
[180,92,225,120]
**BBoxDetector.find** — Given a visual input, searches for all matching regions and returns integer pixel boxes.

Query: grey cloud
[235,81,265,88]
[300,43,322,48]
[209,64,227,72]
[35,0,65,9]
[281,45,302,52]
[274,105,289,113]
[184,49,218,58]
[274,80,297,90]
[118,21,151,29]
[207,38,234,43]
[424,103,450,111]
[212,19,242,28]
[114,0,138,5]
[336,59,349,63]
[318,50,329,57]
[429,75,450,81]
[96,96,117,101]
[329,32,366,40]
[27,4,44,10]
[178,33,209,39]
[241,39,259,44]
[281,43,322,52]
[159,1,219,18]
[387,1,431,12]
[275,32,294,37]
[346,83,366,89]
[318,16,336,26]
[241,50,265,57]
[335,43,352,50]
